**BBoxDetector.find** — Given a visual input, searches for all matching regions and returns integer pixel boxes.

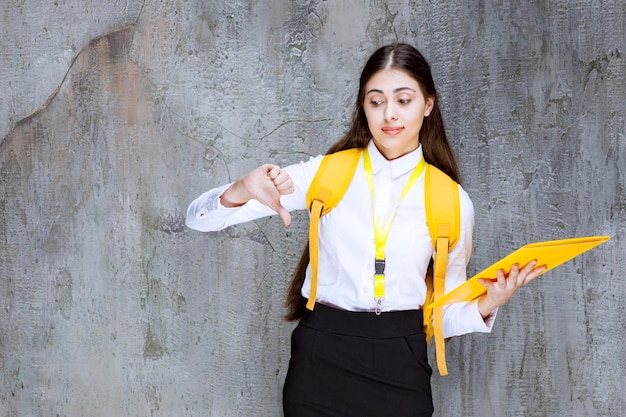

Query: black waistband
[300,302,424,339]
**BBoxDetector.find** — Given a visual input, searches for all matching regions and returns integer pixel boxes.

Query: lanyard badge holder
[374,258,385,315]
[363,147,425,315]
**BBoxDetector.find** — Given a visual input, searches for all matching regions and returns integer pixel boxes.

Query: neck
[373,141,419,160]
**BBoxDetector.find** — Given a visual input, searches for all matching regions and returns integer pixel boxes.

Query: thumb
[266,198,291,227]
[478,278,495,288]
[276,206,292,227]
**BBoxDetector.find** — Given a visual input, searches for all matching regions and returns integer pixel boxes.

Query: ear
[424,97,435,117]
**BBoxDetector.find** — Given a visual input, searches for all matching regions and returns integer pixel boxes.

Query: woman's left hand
[477,260,547,319]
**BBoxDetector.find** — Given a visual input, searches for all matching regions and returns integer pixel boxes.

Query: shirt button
[363,287,369,294]
[367,263,373,270]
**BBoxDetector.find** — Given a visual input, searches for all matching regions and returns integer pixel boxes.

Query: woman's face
[363,68,434,160]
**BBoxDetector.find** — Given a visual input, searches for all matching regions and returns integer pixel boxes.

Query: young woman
[186,43,545,417]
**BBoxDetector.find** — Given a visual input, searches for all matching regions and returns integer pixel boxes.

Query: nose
[385,103,398,121]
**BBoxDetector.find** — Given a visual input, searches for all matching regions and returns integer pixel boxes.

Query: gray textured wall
[1,1,624,416]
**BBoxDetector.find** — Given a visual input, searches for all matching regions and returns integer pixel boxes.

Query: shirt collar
[366,140,424,179]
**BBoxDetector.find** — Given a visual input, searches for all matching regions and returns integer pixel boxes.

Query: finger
[267,166,294,194]
[478,278,497,289]
[263,195,291,227]
[279,207,292,227]
[270,205,291,227]
[516,260,538,286]
[523,265,547,286]
[276,182,294,195]
[273,172,294,194]
[521,260,538,274]
[266,165,281,181]
[496,268,507,287]
[508,263,526,289]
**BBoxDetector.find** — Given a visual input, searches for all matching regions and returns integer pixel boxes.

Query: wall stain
[581,48,622,88]
[150,213,186,235]
[53,267,74,320]
[143,323,167,360]
[140,277,187,316]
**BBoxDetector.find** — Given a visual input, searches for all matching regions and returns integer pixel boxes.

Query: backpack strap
[305,148,362,310]
[423,163,461,376]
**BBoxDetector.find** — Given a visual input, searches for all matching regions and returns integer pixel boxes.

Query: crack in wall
[1,0,146,147]
[7,24,136,135]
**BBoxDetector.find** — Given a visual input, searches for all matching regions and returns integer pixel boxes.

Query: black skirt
[283,303,433,417]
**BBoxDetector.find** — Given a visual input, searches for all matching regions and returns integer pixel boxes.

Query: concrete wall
[1,1,624,416]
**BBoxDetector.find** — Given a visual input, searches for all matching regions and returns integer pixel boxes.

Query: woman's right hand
[220,164,294,226]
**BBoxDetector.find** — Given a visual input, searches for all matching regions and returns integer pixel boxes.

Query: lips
[381,126,404,135]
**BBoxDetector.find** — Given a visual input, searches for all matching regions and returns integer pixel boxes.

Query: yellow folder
[426,235,610,309]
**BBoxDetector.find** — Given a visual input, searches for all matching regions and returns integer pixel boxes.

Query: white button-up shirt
[187,141,495,337]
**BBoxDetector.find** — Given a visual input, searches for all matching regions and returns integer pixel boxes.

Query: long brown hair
[285,43,461,321]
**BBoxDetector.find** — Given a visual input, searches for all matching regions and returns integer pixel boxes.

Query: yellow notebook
[426,236,610,309]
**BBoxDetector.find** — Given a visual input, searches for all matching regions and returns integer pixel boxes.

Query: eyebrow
[366,87,417,95]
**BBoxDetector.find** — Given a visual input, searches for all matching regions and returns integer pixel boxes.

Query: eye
[398,98,411,105]
[369,99,383,106]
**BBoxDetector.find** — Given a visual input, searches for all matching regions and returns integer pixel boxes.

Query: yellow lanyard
[363,147,425,314]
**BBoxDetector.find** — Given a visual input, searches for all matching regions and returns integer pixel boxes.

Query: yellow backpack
[305,148,460,376]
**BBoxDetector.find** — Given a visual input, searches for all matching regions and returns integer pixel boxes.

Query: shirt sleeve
[185,155,323,232]
[441,186,498,338]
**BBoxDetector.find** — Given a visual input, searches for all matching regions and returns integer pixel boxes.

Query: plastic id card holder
[426,236,610,309]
